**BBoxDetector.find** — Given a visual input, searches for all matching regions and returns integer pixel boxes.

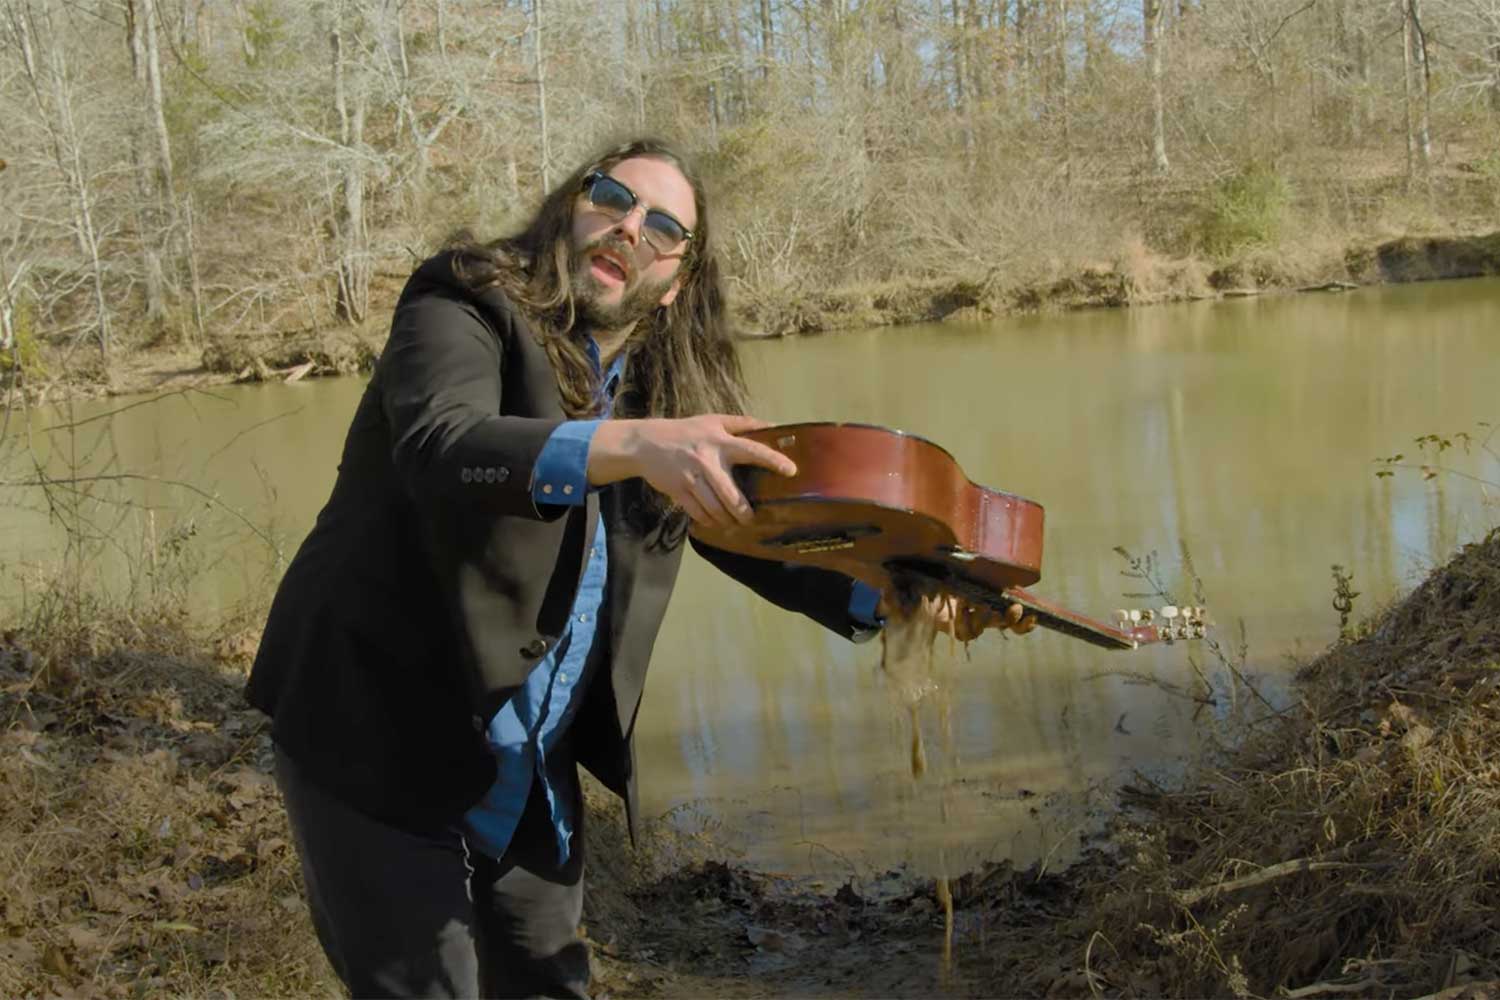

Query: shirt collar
[585,336,626,404]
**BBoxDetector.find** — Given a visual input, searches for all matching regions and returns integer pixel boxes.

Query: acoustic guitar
[690,422,1206,650]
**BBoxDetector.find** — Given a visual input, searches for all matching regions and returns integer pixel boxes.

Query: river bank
[11,229,1500,404]
[3,522,1499,996]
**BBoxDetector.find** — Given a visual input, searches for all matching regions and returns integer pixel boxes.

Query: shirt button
[558,673,569,683]
[592,546,602,557]
[577,613,589,623]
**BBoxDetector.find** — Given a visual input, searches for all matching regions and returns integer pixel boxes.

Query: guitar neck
[883,560,1203,651]
[998,588,1148,650]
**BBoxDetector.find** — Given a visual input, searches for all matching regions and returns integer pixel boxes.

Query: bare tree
[3,0,114,361]
[330,0,371,323]
[123,0,179,333]
[534,0,553,193]
[1144,0,1170,173]
[1401,0,1433,185]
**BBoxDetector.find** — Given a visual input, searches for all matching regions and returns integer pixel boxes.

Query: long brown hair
[451,138,746,424]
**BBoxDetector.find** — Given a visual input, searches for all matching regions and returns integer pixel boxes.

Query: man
[247,138,1028,999]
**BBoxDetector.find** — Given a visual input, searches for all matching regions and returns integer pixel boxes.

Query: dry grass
[0,564,712,999]
[973,529,1500,998]
[6,506,1500,999]
[0,594,337,999]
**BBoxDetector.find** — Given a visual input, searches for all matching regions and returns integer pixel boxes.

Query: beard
[571,237,675,333]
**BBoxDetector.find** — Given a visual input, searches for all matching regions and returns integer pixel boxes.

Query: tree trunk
[231,0,256,64]
[1400,0,1430,185]
[1144,0,1169,174]
[1332,0,1356,143]
[1491,27,1500,113]
[967,0,983,102]
[626,0,646,126]
[953,0,973,162]
[1410,0,1432,170]
[1057,0,1070,185]
[330,2,369,324]
[1082,0,1102,91]
[759,0,773,80]
[125,0,168,326]
[534,0,551,194]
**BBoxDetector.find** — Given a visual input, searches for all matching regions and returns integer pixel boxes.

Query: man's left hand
[879,592,1038,641]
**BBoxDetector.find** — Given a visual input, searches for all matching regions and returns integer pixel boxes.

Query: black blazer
[247,252,871,837]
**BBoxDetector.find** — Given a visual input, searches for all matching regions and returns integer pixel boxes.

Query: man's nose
[611,206,646,246]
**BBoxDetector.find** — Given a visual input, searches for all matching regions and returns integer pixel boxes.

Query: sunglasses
[581,171,695,256]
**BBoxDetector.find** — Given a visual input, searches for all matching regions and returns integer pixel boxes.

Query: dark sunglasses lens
[589,175,634,216]
[644,213,686,252]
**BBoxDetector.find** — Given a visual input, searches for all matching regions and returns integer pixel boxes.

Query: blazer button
[495,467,509,483]
[521,639,547,658]
[483,467,497,483]
[471,714,484,732]
[460,468,473,484]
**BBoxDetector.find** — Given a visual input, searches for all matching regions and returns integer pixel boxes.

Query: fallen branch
[1177,858,1368,906]
[1280,975,1388,998]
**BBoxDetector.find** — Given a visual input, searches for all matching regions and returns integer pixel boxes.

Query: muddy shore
[13,230,1500,404]
[4,523,1500,996]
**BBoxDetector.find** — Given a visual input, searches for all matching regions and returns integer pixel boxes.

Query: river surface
[4,278,1498,877]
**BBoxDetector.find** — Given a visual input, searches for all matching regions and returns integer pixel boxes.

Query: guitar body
[692,423,1204,650]
[699,422,1044,594]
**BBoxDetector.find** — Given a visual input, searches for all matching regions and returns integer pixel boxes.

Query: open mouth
[589,250,630,286]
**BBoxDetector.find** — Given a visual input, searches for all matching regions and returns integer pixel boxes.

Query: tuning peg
[1114,610,1130,626]
[1129,609,1142,623]
[1161,605,1179,621]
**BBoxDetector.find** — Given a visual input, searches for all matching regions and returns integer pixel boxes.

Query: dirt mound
[981,529,1500,998]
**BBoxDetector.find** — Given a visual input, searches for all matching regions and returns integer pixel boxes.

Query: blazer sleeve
[379,288,567,521]
[689,537,881,643]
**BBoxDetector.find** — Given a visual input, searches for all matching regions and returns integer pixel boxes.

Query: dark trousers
[275,746,590,999]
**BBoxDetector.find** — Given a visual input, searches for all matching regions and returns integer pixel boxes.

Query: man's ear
[658,275,683,308]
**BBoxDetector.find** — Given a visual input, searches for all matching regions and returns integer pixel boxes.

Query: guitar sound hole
[763,523,882,550]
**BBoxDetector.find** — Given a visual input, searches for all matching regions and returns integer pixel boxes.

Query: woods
[2,0,1500,376]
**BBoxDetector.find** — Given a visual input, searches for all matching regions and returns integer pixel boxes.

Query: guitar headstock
[1114,605,1209,643]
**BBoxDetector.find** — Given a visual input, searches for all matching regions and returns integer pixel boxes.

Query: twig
[0,471,282,560]
[1280,975,1387,998]
[1177,858,1369,906]
[1083,930,1114,999]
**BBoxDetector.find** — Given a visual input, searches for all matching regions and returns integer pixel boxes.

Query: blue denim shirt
[463,339,883,863]
[462,342,622,863]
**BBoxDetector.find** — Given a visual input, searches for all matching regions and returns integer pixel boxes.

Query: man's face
[570,155,698,332]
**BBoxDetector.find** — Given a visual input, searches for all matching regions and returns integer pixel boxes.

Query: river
[4,277,1498,877]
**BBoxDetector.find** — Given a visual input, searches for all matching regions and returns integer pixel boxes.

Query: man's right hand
[586,415,797,528]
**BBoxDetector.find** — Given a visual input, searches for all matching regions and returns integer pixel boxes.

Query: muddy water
[5,278,1499,877]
